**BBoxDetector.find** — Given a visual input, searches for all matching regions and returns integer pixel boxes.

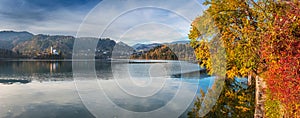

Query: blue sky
[0,0,205,45]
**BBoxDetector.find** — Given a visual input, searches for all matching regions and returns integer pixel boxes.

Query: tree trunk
[254,76,266,118]
[248,73,252,86]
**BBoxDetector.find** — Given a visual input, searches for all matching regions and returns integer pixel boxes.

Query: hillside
[0,49,26,59]
[130,43,195,60]
[12,34,75,58]
[0,31,34,50]
[132,43,162,51]
[0,31,189,60]
[112,41,135,59]
[1,32,135,59]
[95,39,134,59]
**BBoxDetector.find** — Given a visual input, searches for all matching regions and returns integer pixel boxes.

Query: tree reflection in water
[188,78,255,118]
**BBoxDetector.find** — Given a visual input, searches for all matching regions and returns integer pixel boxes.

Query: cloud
[0,0,101,35]
[0,0,206,44]
[117,23,184,45]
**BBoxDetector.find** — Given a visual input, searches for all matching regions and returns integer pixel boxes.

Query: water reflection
[9,103,94,118]
[49,62,59,74]
[0,81,94,118]
[0,60,203,84]
[0,60,252,118]
[188,78,255,118]
[0,61,118,83]
[0,61,71,74]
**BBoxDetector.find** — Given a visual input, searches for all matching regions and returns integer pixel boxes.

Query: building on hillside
[50,46,53,54]
[50,46,59,55]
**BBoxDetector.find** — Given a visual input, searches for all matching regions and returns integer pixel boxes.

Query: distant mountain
[95,40,135,59]
[95,38,116,59]
[8,34,134,59]
[0,30,193,60]
[131,40,190,52]
[0,31,34,49]
[168,40,190,44]
[132,43,162,51]
[112,41,135,58]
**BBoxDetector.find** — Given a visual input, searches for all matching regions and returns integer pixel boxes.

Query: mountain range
[132,43,162,51]
[0,31,191,59]
[131,40,190,52]
[0,31,135,59]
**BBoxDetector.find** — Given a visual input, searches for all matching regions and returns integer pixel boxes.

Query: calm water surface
[0,60,213,118]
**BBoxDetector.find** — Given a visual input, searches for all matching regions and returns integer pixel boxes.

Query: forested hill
[0,31,192,60]
[0,49,26,59]
[130,43,195,60]
[0,31,33,50]
[12,34,75,58]
[0,31,134,59]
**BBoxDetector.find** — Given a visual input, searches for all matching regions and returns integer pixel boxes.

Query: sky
[0,0,206,45]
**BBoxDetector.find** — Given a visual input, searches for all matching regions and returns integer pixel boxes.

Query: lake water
[0,60,215,118]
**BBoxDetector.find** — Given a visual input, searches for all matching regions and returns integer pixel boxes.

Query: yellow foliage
[235,106,250,112]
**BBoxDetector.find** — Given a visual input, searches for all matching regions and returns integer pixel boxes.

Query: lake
[0,60,216,118]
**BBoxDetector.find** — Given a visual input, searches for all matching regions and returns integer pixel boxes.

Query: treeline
[130,44,195,60]
[0,49,27,59]
[34,53,64,59]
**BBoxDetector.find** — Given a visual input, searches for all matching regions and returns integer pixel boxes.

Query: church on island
[34,46,63,59]
[50,46,59,55]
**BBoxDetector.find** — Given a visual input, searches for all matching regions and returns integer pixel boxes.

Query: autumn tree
[261,1,300,116]
[189,0,262,79]
[189,0,300,117]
